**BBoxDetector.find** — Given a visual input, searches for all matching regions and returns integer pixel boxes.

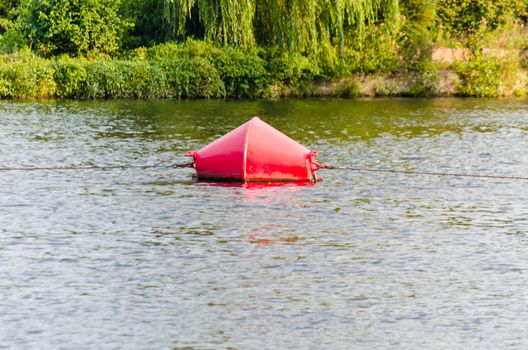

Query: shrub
[456,54,501,97]
[52,59,88,98]
[0,28,27,53]
[80,61,120,98]
[405,59,440,96]
[120,61,168,99]
[0,50,55,98]
[162,56,225,98]
[266,53,324,87]
[52,58,171,99]
[149,40,267,98]
[210,46,268,97]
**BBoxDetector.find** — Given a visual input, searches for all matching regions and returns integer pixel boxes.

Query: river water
[0,98,527,349]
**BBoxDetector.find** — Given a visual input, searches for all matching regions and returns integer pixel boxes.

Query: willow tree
[160,0,255,47]
[255,0,399,53]
[159,0,400,54]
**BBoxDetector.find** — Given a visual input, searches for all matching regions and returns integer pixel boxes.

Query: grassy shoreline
[1,41,526,100]
[274,69,527,98]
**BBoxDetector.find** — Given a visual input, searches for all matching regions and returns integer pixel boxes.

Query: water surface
[1,98,527,349]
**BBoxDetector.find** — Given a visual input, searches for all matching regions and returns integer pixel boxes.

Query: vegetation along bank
[0,0,527,99]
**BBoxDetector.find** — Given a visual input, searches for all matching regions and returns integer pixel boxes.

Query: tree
[0,0,20,20]
[436,0,528,36]
[0,0,20,34]
[150,0,399,56]
[19,0,131,56]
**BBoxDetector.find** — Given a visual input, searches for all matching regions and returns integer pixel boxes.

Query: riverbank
[276,69,527,98]
[1,42,527,100]
[2,0,528,100]
[296,48,527,98]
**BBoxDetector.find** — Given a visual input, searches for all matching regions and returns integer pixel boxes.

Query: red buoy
[186,117,320,182]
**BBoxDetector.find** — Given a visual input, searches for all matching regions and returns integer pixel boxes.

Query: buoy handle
[305,150,320,171]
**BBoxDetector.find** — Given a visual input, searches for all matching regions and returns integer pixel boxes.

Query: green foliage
[210,46,268,97]
[148,40,267,97]
[141,0,401,73]
[0,28,27,53]
[436,0,528,37]
[2,0,528,99]
[266,53,324,86]
[161,56,226,98]
[0,50,55,98]
[479,20,528,51]
[52,58,171,99]
[0,40,270,99]
[75,60,170,98]
[18,0,132,56]
[0,1,20,28]
[118,62,169,98]
[343,24,400,73]
[255,0,399,55]
[165,0,255,47]
[147,42,225,98]
[346,83,361,98]
[399,0,436,63]
[120,0,165,47]
[456,54,500,97]
[405,59,439,96]
[61,60,170,99]
[338,82,361,98]
[0,1,28,53]
[52,59,87,98]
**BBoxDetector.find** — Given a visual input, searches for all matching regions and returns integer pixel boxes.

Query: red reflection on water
[194,180,317,189]
[195,181,312,243]
[247,233,302,245]
[195,180,316,204]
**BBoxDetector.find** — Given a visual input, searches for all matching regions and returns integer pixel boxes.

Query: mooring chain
[0,162,195,172]
[316,163,336,169]
[318,164,528,181]
[0,161,526,181]
[170,161,195,169]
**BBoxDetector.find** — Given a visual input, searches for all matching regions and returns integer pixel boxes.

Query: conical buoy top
[187,117,319,182]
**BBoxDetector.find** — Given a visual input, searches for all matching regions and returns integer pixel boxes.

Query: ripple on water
[0,98,528,349]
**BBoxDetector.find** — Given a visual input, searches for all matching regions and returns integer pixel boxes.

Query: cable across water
[0,162,526,181]
[0,162,194,172]
[317,164,528,181]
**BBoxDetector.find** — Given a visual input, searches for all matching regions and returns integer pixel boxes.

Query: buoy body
[187,117,319,182]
